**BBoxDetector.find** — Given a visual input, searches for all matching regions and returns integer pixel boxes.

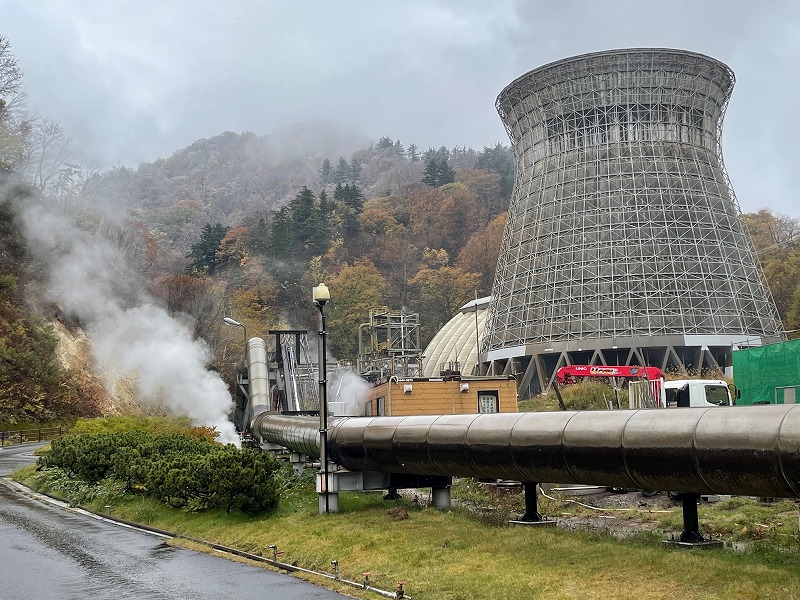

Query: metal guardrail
[0,426,64,446]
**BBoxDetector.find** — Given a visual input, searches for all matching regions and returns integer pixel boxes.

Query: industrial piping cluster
[236,331,800,542]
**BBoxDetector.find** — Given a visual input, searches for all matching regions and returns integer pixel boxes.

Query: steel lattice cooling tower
[483,49,784,396]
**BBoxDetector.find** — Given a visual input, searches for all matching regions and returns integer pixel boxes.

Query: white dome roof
[422,297,491,376]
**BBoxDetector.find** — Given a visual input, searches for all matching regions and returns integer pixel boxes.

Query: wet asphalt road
[0,444,351,600]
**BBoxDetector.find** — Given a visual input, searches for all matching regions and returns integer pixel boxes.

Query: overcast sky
[2,0,798,217]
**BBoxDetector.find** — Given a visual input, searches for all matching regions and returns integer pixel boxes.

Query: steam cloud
[19,200,239,445]
[329,367,371,416]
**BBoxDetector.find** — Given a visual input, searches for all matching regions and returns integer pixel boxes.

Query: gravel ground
[403,484,684,538]
[541,488,680,538]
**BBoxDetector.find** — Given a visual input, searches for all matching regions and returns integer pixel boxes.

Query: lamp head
[223,317,242,327]
[313,283,330,306]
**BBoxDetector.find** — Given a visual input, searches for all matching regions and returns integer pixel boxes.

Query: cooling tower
[483,49,784,396]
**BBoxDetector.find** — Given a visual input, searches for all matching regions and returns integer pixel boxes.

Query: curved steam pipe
[255,406,800,498]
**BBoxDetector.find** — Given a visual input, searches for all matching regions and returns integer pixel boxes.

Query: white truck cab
[662,379,731,408]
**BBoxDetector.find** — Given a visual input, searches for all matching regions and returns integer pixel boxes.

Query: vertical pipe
[318,304,329,513]
[474,291,480,373]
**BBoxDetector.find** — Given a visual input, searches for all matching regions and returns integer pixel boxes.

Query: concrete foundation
[663,539,724,549]
[509,519,557,528]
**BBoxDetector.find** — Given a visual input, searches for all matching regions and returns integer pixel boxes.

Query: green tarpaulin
[733,338,800,404]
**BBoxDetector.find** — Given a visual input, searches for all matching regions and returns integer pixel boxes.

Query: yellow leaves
[422,247,450,268]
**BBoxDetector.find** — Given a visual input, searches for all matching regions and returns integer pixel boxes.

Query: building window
[478,391,499,413]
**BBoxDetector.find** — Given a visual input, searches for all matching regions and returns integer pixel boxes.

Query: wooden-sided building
[363,375,517,417]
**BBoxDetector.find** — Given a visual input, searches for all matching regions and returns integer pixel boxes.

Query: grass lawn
[15,464,800,600]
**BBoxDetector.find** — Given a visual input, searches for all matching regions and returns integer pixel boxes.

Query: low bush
[37,429,282,514]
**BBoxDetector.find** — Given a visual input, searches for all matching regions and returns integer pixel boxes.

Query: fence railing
[0,426,64,446]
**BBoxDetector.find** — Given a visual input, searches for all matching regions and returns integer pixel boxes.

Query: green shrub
[37,429,281,515]
[42,433,121,482]
[207,446,281,514]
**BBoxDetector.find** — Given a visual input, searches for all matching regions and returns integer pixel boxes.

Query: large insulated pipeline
[253,413,321,458]
[256,405,800,498]
[243,338,271,424]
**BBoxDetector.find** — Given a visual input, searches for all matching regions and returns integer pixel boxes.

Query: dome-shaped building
[422,297,490,377]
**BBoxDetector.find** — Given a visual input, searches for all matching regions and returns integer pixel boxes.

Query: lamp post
[223,317,247,348]
[223,317,248,439]
[313,283,332,514]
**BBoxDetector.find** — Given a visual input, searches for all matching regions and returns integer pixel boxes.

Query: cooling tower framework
[482,48,784,396]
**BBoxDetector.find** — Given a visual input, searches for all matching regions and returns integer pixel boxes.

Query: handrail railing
[0,426,64,446]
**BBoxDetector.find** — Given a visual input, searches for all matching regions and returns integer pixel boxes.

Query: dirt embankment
[52,319,139,415]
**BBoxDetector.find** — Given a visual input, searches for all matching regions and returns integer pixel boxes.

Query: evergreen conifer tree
[476,143,515,197]
[349,158,362,182]
[186,223,229,275]
[422,158,440,187]
[421,158,455,187]
[319,158,332,183]
[333,157,350,185]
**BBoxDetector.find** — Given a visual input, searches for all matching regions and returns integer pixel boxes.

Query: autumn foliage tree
[457,212,507,294]
[742,209,800,328]
[0,199,100,425]
[408,249,481,345]
[327,259,387,359]
[152,273,223,342]
[409,183,486,257]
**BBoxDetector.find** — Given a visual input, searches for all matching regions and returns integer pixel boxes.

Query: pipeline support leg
[521,482,542,522]
[432,486,451,510]
[510,482,555,527]
[679,493,703,543]
[317,468,339,514]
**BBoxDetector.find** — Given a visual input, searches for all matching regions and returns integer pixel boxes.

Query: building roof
[422,297,491,377]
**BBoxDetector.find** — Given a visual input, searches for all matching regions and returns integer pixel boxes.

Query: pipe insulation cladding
[245,338,271,414]
[256,406,800,498]
[254,413,321,458]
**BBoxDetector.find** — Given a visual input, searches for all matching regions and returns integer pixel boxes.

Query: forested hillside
[78,131,514,357]
[1,35,799,427]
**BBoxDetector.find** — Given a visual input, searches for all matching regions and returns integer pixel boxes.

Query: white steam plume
[19,201,239,445]
[329,367,371,416]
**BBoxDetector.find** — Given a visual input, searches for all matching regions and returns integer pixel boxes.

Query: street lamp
[313,283,332,514]
[223,316,247,347]
[223,317,248,439]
